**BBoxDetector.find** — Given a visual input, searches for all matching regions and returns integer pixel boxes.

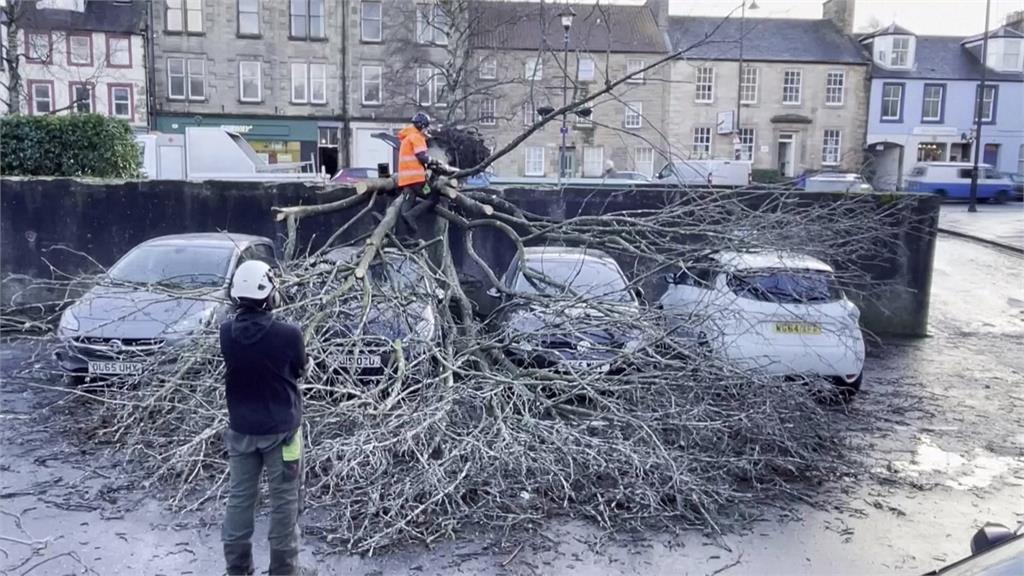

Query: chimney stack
[646,0,669,28]
[1006,10,1024,32]
[822,0,856,35]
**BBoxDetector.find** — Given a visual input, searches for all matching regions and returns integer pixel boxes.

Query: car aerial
[55,233,277,385]
[301,246,441,385]
[332,167,378,184]
[480,246,649,374]
[658,250,865,398]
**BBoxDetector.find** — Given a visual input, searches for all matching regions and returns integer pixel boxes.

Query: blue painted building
[860,23,1024,190]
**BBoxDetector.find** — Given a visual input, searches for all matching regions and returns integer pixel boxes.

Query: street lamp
[968,0,991,213]
[734,0,759,161]
[558,6,575,185]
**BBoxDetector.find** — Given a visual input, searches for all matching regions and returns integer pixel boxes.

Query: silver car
[55,233,277,384]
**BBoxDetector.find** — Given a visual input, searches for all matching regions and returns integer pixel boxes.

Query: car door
[659,263,717,335]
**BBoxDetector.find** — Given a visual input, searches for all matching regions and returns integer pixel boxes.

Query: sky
[668,0,1022,36]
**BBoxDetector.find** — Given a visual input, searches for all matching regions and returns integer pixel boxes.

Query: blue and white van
[904,162,1015,203]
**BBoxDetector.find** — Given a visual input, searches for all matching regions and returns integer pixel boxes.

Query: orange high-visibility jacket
[397,125,428,187]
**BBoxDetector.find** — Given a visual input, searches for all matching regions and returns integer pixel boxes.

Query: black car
[925,522,1023,576]
[481,247,649,374]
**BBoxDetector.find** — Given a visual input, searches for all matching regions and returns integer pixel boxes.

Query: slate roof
[470,2,668,53]
[859,23,916,41]
[869,35,1024,82]
[16,0,146,34]
[666,16,866,64]
[962,25,1024,44]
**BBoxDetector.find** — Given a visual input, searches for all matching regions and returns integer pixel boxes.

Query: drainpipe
[340,0,351,167]
[145,0,156,130]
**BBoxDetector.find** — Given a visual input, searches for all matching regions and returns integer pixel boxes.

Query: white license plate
[563,360,609,372]
[88,361,143,375]
[774,322,822,335]
[335,354,382,368]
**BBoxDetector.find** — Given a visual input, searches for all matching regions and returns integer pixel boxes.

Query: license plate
[563,360,609,372]
[334,354,382,368]
[774,323,822,335]
[88,361,143,375]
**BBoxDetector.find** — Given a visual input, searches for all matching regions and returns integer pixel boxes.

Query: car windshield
[109,244,235,288]
[728,269,842,304]
[515,257,631,303]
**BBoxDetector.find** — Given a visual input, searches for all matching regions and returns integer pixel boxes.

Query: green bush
[0,114,140,178]
[751,168,784,184]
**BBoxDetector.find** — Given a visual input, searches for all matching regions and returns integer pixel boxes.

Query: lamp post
[558,7,575,186]
[734,0,759,161]
[968,0,991,213]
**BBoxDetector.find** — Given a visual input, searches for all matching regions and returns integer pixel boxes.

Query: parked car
[802,172,875,193]
[658,250,865,397]
[925,521,1023,576]
[304,247,441,383]
[481,247,648,374]
[655,159,752,187]
[332,167,379,184]
[905,162,1015,203]
[1003,173,1023,200]
[55,233,277,385]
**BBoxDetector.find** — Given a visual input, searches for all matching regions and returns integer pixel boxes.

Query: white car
[658,251,865,397]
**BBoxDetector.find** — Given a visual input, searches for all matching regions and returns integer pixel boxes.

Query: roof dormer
[860,23,917,70]
[962,26,1024,73]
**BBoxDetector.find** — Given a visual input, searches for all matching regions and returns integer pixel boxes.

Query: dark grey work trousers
[222,428,302,576]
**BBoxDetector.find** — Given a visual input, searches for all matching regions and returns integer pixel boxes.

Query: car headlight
[58,308,80,335]
[412,306,435,341]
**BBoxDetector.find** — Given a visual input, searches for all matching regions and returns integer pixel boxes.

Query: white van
[655,159,752,187]
[904,162,1014,203]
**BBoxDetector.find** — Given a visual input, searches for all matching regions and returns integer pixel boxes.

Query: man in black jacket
[220,260,306,576]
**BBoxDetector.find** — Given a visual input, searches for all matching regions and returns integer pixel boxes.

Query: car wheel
[993,190,1010,204]
[934,189,948,201]
[830,372,862,401]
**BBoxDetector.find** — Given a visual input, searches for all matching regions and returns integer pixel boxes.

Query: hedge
[0,114,140,179]
[751,168,785,184]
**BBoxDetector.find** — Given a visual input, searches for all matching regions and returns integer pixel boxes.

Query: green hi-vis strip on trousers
[282,431,302,462]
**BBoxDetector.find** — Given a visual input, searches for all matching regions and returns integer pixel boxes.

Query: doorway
[318,127,340,177]
[777,133,796,177]
[983,143,999,167]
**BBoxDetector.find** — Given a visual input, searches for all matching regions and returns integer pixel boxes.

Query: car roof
[915,162,995,168]
[711,250,834,273]
[522,246,616,263]
[142,233,271,249]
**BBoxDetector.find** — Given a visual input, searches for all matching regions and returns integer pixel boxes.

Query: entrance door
[983,144,999,167]
[777,133,796,177]
[317,127,339,177]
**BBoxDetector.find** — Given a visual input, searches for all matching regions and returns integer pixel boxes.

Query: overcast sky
[669,0,1021,35]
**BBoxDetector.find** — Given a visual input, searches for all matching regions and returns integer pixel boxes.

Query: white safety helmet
[230,260,276,302]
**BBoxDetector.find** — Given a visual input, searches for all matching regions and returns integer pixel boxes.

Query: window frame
[416,67,433,106]
[824,70,845,106]
[291,62,309,103]
[880,82,904,122]
[309,62,327,104]
[525,57,542,81]
[524,146,545,176]
[106,34,132,68]
[186,58,206,101]
[577,57,595,82]
[27,80,54,115]
[634,146,654,177]
[108,83,134,122]
[522,101,539,126]
[479,96,496,126]
[479,55,497,80]
[237,0,261,37]
[891,36,910,68]
[360,1,382,42]
[692,126,712,157]
[740,65,758,104]
[416,3,448,45]
[738,127,755,161]
[66,33,93,67]
[69,81,95,113]
[821,129,842,166]
[581,146,603,177]
[290,0,326,40]
[26,32,53,64]
[624,101,643,129]
[239,60,262,102]
[694,66,715,103]
[976,84,998,124]
[166,57,187,100]
[782,69,802,105]
[166,0,204,34]
[626,58,645,83]
[921,83,945,123]
[361,65,383,105]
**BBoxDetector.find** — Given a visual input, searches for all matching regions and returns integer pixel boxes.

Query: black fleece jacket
[220,308,305,435]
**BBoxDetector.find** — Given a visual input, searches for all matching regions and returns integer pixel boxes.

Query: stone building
[665,5,869,177]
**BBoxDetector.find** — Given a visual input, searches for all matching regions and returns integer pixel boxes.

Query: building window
[291,0,325,39]
[626,58,645,83]
[881,82,903,121]
[361,1,382,42]
[416,3,449,45]
[740,65,758,104]
[167,0,203,33]
[921,83,944,122]
[28,81,53,115]
[167,58,205,100]
[525,57,542,81]
[624,102,642,128]
[311,63,327,103]
[575,108,593,127]
[416,67,433,105]
[825,71,845,106]
[525,146,545,176]
[634,146,654,177]
[822,129,841,165]
[106,36,131,67]
[522,101,540,125]
[579,146,602,177]
[577,57,595,82]
[238,0,260,36]
[975,85,997,123]
[361,65,382,105]
[239,61,262,102]
[692,127,712,157]
[479,97,496,125]
[1002,39,1021,70]
[67,34,92,66]
[739,128,755,161]
[108,84,133,120]
[70,83,92,113]
[291,63,308,102]
[782,69,802,104]
[694,66,714,103]
[891,37,910,67]
[479,56,496,80]
[917,142,947,162]
[26,32,51,63]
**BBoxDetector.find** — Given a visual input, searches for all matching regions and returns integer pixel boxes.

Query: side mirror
[971,523,1014,555]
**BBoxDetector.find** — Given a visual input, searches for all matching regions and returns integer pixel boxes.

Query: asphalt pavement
[1,234,1022,575]
[939,202,1024,252]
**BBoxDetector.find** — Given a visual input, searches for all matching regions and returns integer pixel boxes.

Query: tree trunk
[4,5,22,115]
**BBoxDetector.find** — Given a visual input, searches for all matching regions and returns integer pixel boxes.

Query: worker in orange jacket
[397,112,453,234]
